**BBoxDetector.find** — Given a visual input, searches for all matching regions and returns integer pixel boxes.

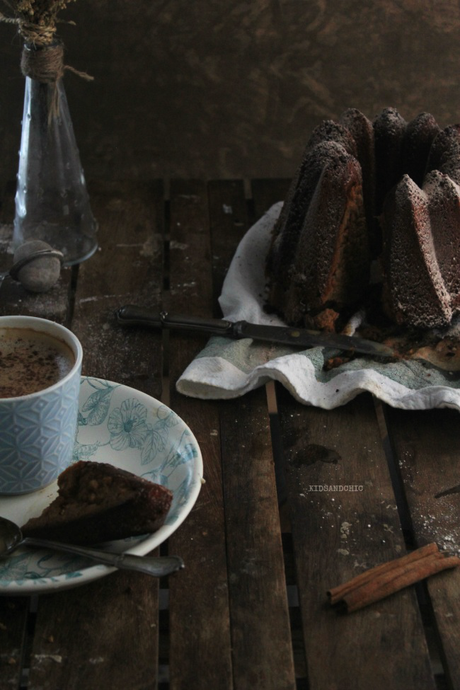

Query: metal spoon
[0,516,184,577]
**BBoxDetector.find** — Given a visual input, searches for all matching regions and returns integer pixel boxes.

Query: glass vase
[13,74,98,265]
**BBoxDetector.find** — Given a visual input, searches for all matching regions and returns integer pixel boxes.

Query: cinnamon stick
[328,543,460,613]
[328,542,439,605]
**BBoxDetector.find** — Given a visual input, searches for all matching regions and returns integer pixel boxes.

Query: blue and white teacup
[0,315,83,494]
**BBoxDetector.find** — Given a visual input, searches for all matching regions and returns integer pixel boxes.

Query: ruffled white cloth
[177,203,460,411]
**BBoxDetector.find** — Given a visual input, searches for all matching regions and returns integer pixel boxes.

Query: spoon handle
[23,537,184,577]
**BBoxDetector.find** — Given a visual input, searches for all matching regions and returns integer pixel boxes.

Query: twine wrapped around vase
[21,41,65,83]
[20,40,93,121]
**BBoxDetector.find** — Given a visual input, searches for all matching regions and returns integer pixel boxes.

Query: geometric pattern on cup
[0,375,80,494]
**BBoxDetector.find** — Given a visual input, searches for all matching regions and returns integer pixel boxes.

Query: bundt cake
[22,461,173,545]
[266,107,460,331]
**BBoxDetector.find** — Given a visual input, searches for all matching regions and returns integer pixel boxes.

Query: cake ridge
[381,174,452,329]
[423,170,460,311]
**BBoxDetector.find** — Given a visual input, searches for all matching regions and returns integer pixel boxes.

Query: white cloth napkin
[177,203,460,411]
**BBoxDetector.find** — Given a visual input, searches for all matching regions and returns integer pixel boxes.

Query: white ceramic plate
[0,376,203,595]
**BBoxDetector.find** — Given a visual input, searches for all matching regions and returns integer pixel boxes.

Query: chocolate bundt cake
[22,461,173,545]
[266,107,460,331]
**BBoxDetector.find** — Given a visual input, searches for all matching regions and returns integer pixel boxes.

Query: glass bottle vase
[13,75,98,266]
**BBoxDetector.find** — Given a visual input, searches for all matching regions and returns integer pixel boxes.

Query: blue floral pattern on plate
[0,377,203,594]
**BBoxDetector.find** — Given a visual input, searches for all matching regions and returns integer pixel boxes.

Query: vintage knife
[116,305,397,359]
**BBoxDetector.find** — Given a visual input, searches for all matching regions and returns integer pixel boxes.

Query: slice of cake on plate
[22,460,173,545]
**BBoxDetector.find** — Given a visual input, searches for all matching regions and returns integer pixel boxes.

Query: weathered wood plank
[275,387,436,690]
[0,597,29,689]
[384,405,460,689]
[220,391,296,690]
[27,179,165,690]
[167,180,233,690]
[208,179,296,689]
[27,575,160,690]
[72,179,165,389]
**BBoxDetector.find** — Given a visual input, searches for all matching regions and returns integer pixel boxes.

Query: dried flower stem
[1,0,76,46]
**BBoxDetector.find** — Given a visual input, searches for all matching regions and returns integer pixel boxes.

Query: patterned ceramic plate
[0,376,203,595]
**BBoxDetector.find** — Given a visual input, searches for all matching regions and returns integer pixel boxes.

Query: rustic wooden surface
[0,179,459,690]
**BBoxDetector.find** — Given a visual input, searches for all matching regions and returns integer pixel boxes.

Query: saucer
[0,376,203,595]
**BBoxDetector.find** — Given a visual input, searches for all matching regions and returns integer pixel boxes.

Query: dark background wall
[1,0,460,187]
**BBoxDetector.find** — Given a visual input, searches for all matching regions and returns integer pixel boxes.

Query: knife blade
[116,305,397,359]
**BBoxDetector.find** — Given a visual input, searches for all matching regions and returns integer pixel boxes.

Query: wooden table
[1,178,460,690]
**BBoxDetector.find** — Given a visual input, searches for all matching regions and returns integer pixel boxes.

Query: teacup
[0,315,82,495]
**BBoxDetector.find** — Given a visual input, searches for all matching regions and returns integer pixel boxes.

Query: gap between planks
[374,398,448,686]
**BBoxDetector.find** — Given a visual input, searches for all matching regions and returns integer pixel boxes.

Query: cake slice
[267,141,357,304]
[22,461,173,545]
[381,175,452,328]
[424,170,460,312]
[281,149,369,325]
